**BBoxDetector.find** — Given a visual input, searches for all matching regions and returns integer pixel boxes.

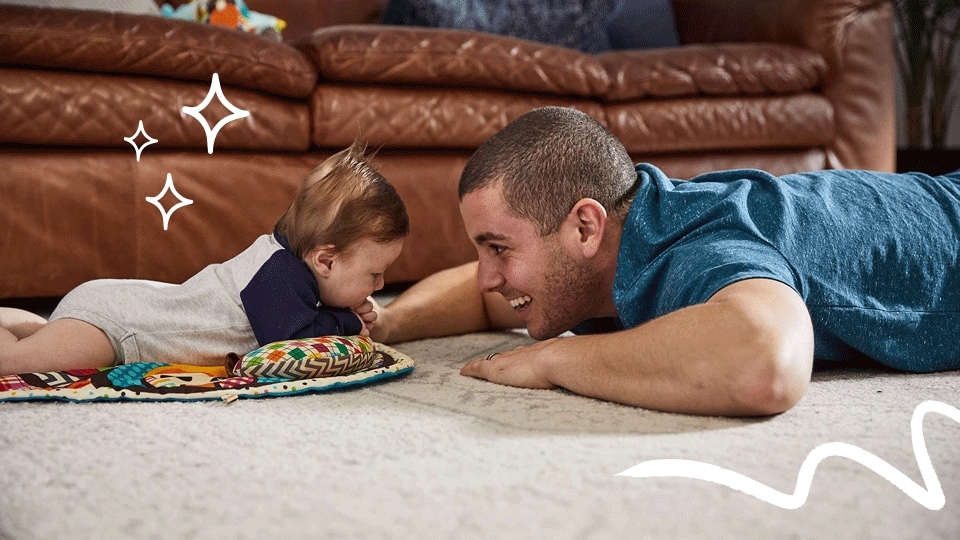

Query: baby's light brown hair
[275,143,409,259]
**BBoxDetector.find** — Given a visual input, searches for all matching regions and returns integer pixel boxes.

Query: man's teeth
[509,295,532,308]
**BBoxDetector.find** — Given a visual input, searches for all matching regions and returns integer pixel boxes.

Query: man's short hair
[459,107,637,235]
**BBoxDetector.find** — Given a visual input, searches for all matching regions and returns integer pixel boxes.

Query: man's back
[615,165,960,372]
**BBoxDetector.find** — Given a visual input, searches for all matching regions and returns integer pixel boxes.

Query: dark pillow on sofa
[380,0,621,53]
[606,0,680,50]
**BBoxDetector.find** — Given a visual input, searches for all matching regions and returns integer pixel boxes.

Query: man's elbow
[735,337,813,416]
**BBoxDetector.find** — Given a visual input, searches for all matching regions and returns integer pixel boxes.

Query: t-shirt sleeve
[616,230,801,328]
[655,232,800,315]
[240,250,363,345]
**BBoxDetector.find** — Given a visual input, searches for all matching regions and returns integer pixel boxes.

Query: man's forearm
[380,262,520,343]
[540,281,814,416]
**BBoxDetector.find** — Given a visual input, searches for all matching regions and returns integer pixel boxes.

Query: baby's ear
[305,244,338,277]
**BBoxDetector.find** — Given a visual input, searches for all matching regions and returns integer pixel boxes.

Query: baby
[0,144,409,375]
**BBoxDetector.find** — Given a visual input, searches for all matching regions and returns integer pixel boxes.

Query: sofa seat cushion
[296,25,610,97]
[310,83,606,149]
[309,83,833,154]
[0,68,311,151]
[607,94,835,153]
[0,5,317,99]
[598,44,828,101]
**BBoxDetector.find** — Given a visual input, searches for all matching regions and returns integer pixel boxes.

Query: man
[370,107,960,417]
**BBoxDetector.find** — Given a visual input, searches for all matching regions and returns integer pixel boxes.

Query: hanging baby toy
[160,0,286,40]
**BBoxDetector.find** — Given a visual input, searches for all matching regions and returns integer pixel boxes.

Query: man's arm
[371,262,521,343]
[461,278,815,416]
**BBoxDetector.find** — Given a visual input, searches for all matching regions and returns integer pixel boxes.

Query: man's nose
[373,275,385,292]
[476,258,505,293]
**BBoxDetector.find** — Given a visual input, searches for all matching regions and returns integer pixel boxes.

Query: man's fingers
[460,357,483,377]
[460,357,494,380]
[460,347,557,390]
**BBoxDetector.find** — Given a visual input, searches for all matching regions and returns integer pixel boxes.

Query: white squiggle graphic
[616,400,958,510]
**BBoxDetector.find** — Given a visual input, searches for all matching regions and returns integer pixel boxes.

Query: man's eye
[490,244,506,254]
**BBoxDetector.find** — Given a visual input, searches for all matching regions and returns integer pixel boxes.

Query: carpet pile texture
[1,329,958,539]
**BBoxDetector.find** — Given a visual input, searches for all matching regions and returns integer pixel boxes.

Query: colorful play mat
[0,340,413,403]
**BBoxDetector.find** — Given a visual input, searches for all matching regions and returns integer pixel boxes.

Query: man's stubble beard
[527,242,603,340]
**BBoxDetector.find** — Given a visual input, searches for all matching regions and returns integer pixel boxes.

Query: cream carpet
[1,327,958,539]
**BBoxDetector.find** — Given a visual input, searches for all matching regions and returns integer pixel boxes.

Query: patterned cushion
[229,336,384,379]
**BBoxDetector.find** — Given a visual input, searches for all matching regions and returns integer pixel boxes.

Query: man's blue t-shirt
[612,164,960,372]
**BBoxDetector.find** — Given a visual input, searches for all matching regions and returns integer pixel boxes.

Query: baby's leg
[0,307,47,339]
[0,318,115,376]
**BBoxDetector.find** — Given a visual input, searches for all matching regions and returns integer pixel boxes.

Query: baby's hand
[352,297,379,338]
[352,296,388,342]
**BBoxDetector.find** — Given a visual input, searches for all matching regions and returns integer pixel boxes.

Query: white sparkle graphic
[123,120,157,161]
[616,400,959,510]
[145,173,193,231]
[181,73,250,154]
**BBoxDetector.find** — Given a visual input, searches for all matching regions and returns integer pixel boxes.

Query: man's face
[460,185,599,340]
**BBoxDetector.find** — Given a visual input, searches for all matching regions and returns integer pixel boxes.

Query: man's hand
[460,338,560,390]
[351,297,381,338]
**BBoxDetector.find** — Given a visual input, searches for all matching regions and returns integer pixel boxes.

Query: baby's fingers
[352,298,374,314]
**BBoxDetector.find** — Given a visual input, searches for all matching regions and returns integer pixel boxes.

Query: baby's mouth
[508,295,532,312]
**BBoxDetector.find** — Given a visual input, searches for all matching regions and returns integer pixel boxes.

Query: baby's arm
[241,251,364,344]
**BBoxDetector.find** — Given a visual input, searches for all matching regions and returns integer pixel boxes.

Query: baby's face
[316,238,403,308]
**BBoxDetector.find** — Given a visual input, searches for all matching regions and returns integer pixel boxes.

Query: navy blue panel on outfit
[240,234,362,345]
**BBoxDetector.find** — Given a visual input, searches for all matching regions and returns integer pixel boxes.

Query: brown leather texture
[641,149,829,179]
[311,84,832,154]
[311,84,606,149]
[298,27,829,102]
[0,150,317,297]
[607,94,834,154]
[0,1,897,298]
[672,0,896,171]
[297,26,610,98]
[0,149,472,297]
[598,44,828,101]
[0,69,311,151]
[0,5,317,99]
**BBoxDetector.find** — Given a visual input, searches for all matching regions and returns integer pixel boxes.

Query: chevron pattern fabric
[232,336,381,380]
[242,350,385,379]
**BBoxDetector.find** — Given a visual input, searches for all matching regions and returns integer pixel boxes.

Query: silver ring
[485,352,500,361]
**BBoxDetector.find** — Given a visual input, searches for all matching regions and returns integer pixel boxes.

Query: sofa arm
[674,0,886,63]
[673,0,895,171]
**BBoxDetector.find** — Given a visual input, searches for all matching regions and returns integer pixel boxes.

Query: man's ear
[564,198,607,258]
[305,244,338,278]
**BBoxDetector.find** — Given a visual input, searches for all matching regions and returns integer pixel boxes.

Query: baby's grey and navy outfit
[50,233,361,366]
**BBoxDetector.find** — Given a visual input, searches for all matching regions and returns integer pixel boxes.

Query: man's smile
[508,295,532,311]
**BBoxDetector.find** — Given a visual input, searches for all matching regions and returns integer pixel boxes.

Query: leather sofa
[0,0,895,299]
